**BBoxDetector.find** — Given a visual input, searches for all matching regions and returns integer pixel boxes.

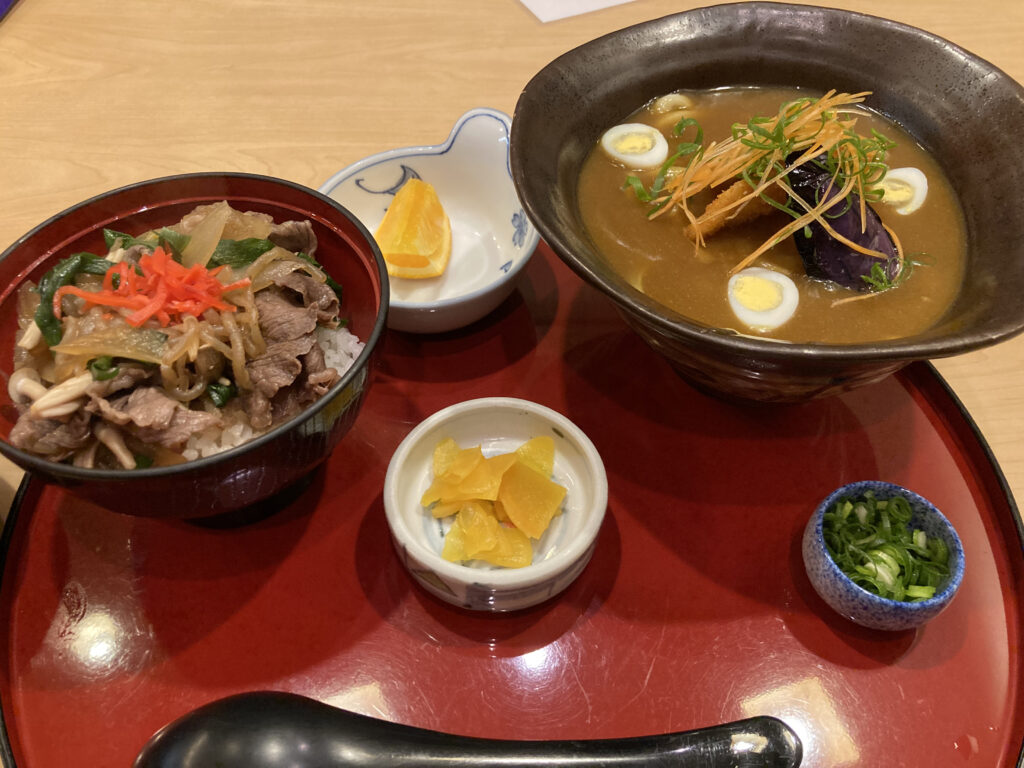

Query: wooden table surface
[0,0,1022,526]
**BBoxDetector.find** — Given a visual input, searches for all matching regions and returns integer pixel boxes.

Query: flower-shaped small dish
[320,108,540,334]
[803,480,965,631]
[383,397,607,612]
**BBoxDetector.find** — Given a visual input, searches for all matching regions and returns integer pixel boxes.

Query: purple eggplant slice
[786,156,899,292]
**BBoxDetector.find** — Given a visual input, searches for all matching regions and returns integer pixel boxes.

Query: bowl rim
[318,107,540,312]
[511,1,1024,363]
[0,171,390,480]
[808,479,966,612]
[383,396,609,589]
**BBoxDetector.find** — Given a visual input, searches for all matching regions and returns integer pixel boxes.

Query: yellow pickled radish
[497,461,567,539]
[457,501,500,557]
[424,436,569,569]
[420,444,483,506]
[432,437,461,476]
[447,453,517,502]
[441,515,469,562]
[515,436,555,477]
[374,178,452,279]
[443,502,532,569]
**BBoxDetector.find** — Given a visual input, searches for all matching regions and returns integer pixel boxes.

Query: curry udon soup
[578,87,966,344]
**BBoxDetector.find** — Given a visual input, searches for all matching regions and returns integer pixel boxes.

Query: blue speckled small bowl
[802,480,965,631]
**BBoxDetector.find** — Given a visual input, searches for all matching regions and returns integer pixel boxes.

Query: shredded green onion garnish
[623,116,704,210]
[822,491,950,602]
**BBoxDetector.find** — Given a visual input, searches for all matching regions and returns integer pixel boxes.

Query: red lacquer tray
[2,244,1023,767]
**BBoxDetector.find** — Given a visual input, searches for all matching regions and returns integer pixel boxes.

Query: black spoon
[134,690,802,767]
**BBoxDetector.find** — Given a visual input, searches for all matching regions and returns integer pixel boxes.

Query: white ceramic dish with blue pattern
[383,397,608,612]
[803,480,965,631]
[319,108,540,334]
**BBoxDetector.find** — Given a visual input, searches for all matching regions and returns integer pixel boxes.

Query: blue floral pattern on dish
[511,209,528,249]
[355,164,421,196]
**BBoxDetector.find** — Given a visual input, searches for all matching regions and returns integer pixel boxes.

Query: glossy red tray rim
[1,361,1022,767]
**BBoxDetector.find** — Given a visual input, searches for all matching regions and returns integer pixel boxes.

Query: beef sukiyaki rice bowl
[0,173,388,519]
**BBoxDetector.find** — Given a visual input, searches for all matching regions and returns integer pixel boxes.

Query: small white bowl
[319,108,540,334]
[383,397,608,611]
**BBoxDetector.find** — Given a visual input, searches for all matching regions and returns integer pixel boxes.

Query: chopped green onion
[623,117,703,210]
[88,356,119,381]
[861,261,898,291]
[296,251,344,301]
[822,490,950,602]
[206,381,237,408]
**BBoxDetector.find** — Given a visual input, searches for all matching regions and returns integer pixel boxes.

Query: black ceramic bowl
[511,3,1024,402]
[0,173,388,519]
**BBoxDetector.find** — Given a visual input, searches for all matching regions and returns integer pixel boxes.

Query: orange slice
[374,178,452,279]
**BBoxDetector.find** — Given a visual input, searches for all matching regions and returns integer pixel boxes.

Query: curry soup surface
[578,87,966,344]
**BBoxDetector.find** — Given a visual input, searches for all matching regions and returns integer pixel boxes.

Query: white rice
[317,323,365,373]
[181,326,364,461]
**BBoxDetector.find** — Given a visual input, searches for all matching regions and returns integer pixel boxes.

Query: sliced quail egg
[600,123,669,169]
[878,167,928,215]
[651,93,694,114]
[727,267,800,332]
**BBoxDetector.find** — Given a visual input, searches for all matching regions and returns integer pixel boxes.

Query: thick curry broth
[578,88,967,343]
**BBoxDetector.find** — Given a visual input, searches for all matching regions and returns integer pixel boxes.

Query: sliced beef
[89,386,178,429]
[277,272,339,325]
[88,386,219,453]
[130,408,221,452]
[246,336,317,398]
[255,288,318,343]
[240,389,273,431]
[86,363,155,399]
[89,396,132,426]
[120,387,180,429]
[9,409,92,458]
[270,345,340,424]
[238,250,342,430]
[121,243,150,265]
[269,385,309,426]
[240,334,338,429]
[268,219,317,258]
[300,341,339,398]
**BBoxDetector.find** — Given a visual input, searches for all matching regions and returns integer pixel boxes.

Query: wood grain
[0,0,1022,524]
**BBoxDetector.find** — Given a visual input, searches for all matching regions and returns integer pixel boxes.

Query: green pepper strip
[34,253,117,346]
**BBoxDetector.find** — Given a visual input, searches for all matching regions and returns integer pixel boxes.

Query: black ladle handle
[134,690,802,768]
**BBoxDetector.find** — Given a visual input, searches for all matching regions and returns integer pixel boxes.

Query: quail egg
[600,123,669,169]
[727,267,800,331]
[879,167,928,215]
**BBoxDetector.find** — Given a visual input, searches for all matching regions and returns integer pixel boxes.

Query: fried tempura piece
[684,180,787,241]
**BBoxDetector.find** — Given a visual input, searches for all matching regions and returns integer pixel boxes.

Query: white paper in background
[519,0,639,22]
